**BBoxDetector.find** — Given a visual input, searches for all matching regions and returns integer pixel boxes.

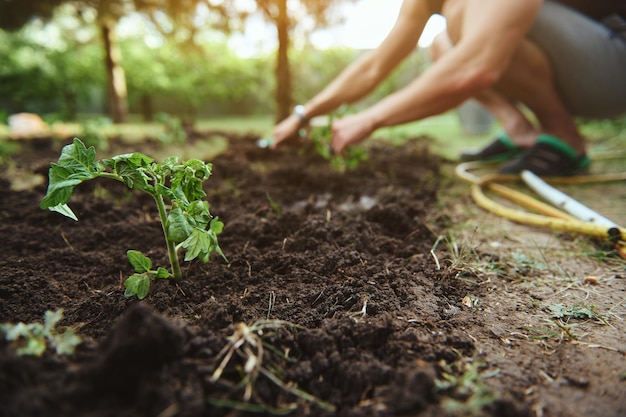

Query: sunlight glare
[312,0,446,50]
[230,0,447,57]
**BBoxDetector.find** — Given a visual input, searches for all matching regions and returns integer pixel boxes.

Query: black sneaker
[460,133,524,162]
[498,134,590,176]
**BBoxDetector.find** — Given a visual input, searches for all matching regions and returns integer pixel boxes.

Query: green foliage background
[0,12,428,121]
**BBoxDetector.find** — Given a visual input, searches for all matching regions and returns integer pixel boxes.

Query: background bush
[0,16,429,121]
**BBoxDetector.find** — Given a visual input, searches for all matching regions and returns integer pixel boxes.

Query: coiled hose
[454,160,626,257]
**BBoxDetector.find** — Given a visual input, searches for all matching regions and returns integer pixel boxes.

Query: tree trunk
[101,20,128,123]
[275,0,292,122]
[63,90,77,121]
[141,93,153,122]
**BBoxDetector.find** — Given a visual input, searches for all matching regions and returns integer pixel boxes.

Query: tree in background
[0,12,105,119]
[255,0,357,122]
[1,0,378,124]
[1,0,131,122]
[0,0,233,123]
[122,36,272,122]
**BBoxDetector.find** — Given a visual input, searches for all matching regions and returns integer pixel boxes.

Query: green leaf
[1,310,81,357]
[126,152,154,167]
[124,273,151,299]
[548,303,597,320]
[116,162,151,191]
[124,274,140,297]
[171,186,190,207]
[56,138,99,176]
[209,218,227,262]
[154,267,170,279]
[185,159,212,179]
[105,152,153,167]
[181,218,226,263]
[105,155,153,192]
[47,162,73,183]
[47,204,78,221]
[40,138,103,213]
[127,250,152,273]
[181,228,210,261]
[183,177,206,202]
[19,335,47,357]
[159,156,180,172]
[169,159,211,202]
[167,208,194,242]
[40,178,82,210]
[187,200,212,229]
[44,309,64,334]
[136,276,151,299]
[2,322,31,341]
[53,329,82,355]
[210,217,224,235]
[155,183,176,201]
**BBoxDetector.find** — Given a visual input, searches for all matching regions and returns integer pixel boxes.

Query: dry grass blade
[208,319,336,413]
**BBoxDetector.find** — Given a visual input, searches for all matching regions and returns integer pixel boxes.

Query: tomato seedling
[308,116,367,172]
[41,138,226,299]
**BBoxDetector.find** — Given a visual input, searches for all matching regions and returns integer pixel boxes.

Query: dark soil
[0,132,618,417]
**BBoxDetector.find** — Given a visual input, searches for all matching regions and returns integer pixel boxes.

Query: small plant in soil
[308,115,368,172]
[547,303,607,323]
[0,309,82,356]
[435,360,498,415]
[40,138,226,299]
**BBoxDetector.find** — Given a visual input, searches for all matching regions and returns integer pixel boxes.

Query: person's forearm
[299,53,389,119]
[364,49,494,130]
[300,0,430,120]
[364,0,542,130]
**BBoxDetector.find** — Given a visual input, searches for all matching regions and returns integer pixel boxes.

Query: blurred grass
[0,111,623,162]
[195,115,275,135]
[0,114,273,141]
[372,111,497,160]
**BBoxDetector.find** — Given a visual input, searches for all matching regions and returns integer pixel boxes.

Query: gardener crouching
[271,0,626,177]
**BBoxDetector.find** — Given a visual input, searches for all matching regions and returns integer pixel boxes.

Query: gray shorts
[528,1,626,118]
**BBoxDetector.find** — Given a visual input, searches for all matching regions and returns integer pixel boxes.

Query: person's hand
[331,113,375,154]
[270,115,303,149]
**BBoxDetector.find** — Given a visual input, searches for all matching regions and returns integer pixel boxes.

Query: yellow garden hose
[455,161,626,257]
[470,184,624,239]
[455,160,626,186]
[483,182,578,221]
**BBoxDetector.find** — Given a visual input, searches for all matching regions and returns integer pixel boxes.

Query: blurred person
[271,0,626,176]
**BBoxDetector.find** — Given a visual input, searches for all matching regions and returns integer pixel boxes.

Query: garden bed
[0,133,624,417]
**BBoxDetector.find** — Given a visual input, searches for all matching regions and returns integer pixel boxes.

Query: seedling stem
[155,192,183,281]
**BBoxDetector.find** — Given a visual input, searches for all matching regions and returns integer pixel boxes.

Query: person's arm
[331,0,542,153]
[271,0,436,148]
